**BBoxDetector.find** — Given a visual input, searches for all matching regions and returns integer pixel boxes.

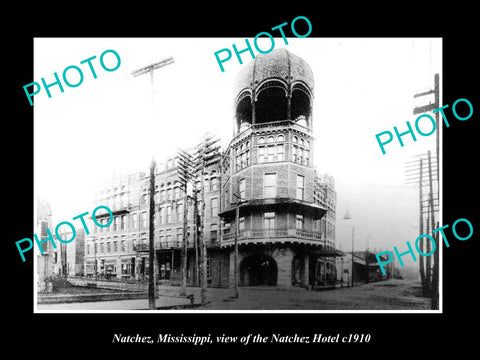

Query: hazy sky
[34,37,441,265]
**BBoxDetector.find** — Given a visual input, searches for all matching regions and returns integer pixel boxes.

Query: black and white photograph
[6,7,478,355]
[32,37,442,312]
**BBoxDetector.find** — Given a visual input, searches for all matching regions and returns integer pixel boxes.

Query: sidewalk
[36,294,193,311]
[36,279,429,311]
[37,285,239,311]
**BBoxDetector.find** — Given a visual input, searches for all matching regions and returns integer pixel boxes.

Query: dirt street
[197,278,430,310]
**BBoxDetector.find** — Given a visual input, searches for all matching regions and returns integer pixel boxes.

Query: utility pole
[177,148,194,296]
[147,158,156,309]
[427,150,435,298]
[418,158,426,294]
[365,237,369,284]
[343,210,354,287]
[193,134,221,305]
[405,153,438,298]
[232,192,244,298]
[413,74,440,308]
[431,220,440,309]
[131,56,175,310]
[193,188,199,287]
[351,226,354,286]
[431,74,440,311]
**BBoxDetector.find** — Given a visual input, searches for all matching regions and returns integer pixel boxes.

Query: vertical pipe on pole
[418,158,426,295]
[432,74,440,310]
[180,179,188,296]
[234,198,239,298]
[194,192,199,287]
[148,158,156,310]
[199,153,207,305]
[428,150,435,300]
[351,226,354,287]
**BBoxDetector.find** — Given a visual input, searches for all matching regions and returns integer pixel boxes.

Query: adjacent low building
[336,251,398,286]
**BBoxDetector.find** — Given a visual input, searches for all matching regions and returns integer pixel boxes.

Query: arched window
[296,117,308,127]
[239,121,250,133]
[277,134,285,142]
[258,137,265,144]
[255,83,288,123]
[267,136,275,144]
[291,87,312,127]
[211,176,219,191]
[236,94,252,134]
[160,184,165,201]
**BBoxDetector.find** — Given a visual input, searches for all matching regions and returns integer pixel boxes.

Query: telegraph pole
[232,193,244,298]
[131,57,175,310]
[427,150,436,297]
[405,153,438,298]
[431,74,440,310]
[193,188,199,286]
[147,158,156,309]
[418,158,426,293]
[177,148,194,296]
[412,74,440,309]
[193,134,221,305]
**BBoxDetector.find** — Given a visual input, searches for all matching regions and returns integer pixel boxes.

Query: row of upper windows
[227,174,305,205]
[258,134,310,147]
[234,144,310,170]
[234,134,310,151]
[96,173,224,210]
[224,213,312,233]
[87,240,127,254]
[140,176,220,204]
[228,134,311,173]
[87,222,222,255]
[98,185,127,197]
[94,198,220,233]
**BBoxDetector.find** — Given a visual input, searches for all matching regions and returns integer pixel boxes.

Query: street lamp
[343,210,354,287]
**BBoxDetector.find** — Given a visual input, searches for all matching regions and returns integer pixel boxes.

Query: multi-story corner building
[218,48,342,289]
[83,48,340,290]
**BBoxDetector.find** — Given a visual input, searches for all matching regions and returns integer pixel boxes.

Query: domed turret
[232,48,314,134]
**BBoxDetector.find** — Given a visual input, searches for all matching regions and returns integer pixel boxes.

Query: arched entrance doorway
[240,253,277,286]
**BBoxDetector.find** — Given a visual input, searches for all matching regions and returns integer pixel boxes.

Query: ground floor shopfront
[84,243,342,289]
[231,243,341,289]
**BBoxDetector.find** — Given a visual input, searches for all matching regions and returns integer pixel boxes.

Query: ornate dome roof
[233,48,314,99]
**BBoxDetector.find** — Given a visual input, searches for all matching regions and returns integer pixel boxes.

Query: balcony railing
[133,243,149,252]
[153,239,221,250]
[222,228,328,243]
[250,120,312,133]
